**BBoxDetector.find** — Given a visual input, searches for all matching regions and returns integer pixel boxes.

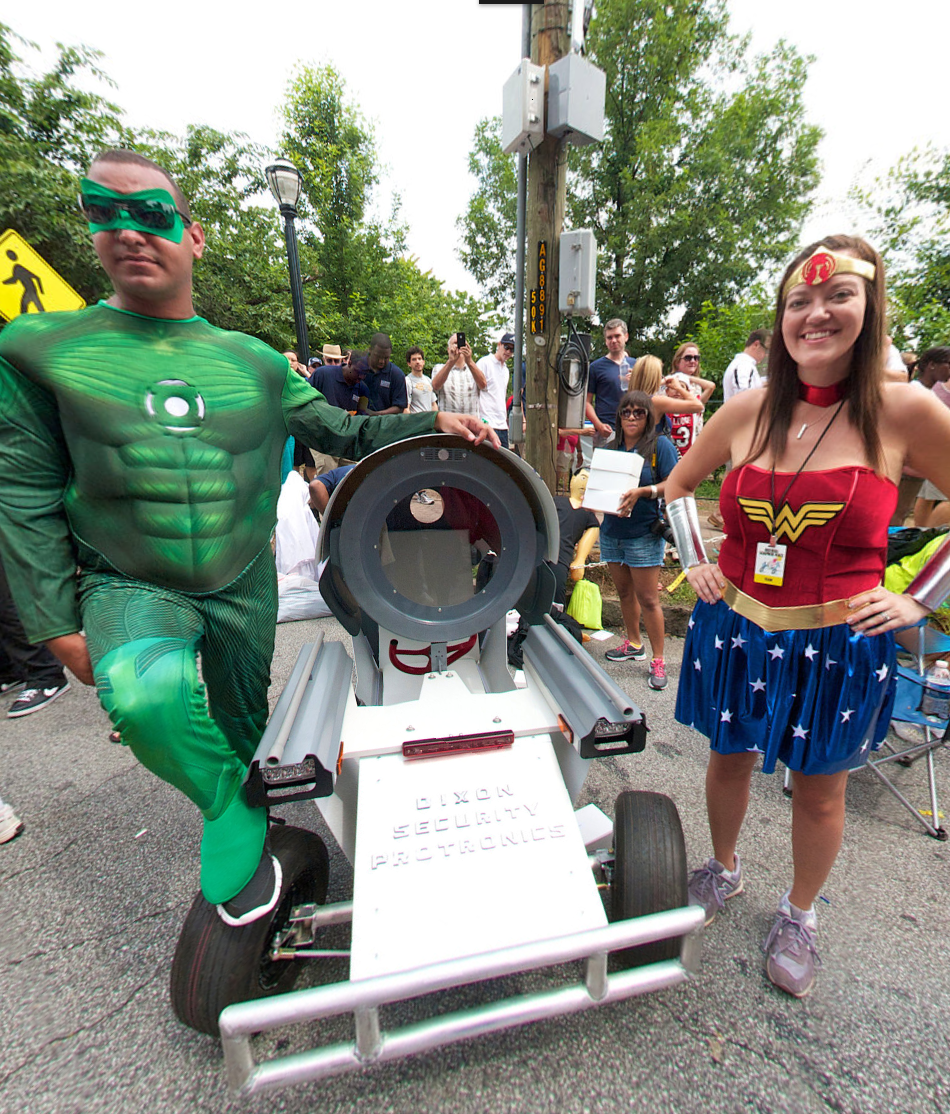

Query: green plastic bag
[566,578,603,630]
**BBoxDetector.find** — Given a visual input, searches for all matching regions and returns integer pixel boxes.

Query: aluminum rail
[221,905,704,1098]
[265,635,323,766]
[540,613,635,715]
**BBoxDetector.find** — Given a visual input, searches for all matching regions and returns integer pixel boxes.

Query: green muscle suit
[0,302,436,901]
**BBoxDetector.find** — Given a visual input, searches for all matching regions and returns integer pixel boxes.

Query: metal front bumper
[220,905,704,1099]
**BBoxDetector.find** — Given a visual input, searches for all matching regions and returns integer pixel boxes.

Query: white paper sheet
[582,448,643,514]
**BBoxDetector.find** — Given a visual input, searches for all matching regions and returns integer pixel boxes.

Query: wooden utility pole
[524,1,570,491]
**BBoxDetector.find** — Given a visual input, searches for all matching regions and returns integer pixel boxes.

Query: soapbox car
[168,435,703,1100]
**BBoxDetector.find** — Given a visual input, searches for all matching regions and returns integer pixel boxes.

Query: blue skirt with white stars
[674,600,897,776]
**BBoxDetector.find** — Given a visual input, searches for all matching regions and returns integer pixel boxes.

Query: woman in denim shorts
[601,390,678,689]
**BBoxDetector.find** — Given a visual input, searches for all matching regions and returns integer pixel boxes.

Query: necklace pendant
[796,422,808,440]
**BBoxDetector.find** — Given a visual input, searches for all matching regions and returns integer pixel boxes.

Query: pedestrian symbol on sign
[0,229,85,322]
[3,250,45,314]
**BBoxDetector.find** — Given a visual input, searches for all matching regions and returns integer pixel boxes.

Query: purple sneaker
[688,854,743,926]
[764,892,821,998]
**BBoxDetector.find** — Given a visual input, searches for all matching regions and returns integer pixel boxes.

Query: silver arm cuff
[667,496,709,569]
[905,534,950,612]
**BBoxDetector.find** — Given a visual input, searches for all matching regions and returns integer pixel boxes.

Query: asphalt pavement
[2,615,949,1114]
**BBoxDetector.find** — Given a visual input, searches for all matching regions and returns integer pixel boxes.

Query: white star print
[694,658,702,671]
[720,709,733,723]
[714,636,724,650]
[749,678,766,693]
[840,708,854,722]
[825,655,837,670]
[791,723,808,739]
[688,615,695,629]
[745,744,764,753]
[768,645,785,660]
[731,634,747,649]
[876,664,889,682]
[803,644,818,661]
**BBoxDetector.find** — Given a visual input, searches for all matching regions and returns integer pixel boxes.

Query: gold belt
[721,578,853,633]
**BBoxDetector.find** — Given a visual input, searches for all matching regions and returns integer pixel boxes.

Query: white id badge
[754,541,787,586]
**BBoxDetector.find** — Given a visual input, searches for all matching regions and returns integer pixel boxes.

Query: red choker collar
[798,378,847,406]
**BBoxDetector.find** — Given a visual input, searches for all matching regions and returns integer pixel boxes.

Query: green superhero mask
[79,178,191,244]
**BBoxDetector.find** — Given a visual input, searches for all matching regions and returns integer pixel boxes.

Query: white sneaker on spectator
[0,804,24,844]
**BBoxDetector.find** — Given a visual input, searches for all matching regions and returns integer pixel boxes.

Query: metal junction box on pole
[546,54,606,146]
[559,229,597,317]
[502,59,545,156]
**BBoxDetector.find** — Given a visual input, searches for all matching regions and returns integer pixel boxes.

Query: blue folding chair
[869,619,950,840]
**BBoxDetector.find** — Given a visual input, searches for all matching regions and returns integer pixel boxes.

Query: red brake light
[402,730,514,760]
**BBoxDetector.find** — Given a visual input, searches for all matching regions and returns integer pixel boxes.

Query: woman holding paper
[600,391,678,690]
[663,234,950,998]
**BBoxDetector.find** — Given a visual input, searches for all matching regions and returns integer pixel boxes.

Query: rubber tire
[609,790,688,968]
[170,823,330,1036]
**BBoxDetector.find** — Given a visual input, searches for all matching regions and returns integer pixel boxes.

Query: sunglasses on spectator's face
[620,407,647,420]
[680,353,700,363]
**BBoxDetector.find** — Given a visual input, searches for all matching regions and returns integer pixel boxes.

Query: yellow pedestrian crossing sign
[0,229,85,322]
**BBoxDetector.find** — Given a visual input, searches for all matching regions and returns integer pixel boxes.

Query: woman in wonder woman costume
[665,234,950,997]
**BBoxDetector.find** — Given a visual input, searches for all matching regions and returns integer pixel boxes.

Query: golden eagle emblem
[737,498,846,543]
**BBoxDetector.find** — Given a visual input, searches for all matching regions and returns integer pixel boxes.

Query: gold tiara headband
[782,250,876,300]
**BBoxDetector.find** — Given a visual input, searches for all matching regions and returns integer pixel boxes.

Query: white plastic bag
[275,470,319,578]
[277,572,332,623]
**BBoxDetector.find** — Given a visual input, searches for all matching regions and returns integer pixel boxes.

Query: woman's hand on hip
[846,587,928,635]
[685,562,726,604]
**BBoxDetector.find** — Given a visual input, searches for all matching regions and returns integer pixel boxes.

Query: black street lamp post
[265,158,310,365]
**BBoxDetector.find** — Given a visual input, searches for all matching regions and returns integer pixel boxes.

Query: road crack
[0,964,164,1090]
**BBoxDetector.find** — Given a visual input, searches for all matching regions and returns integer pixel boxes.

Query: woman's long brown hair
[742,234,887,472]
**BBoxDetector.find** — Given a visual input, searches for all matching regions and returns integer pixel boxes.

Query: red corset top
[717,465,897,606]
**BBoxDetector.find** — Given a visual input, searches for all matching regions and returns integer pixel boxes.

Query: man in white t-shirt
[404,346,438,413]
[476,333,514,448]
[722,329,771,402]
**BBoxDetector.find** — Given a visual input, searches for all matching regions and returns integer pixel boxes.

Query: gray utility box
[547,53,606,146]
[502,59,545,156]
[559,229,597,316]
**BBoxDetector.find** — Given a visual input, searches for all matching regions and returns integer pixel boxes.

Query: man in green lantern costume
[0,149,497,925]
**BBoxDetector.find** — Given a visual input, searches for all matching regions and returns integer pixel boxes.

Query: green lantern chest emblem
[145,379,206,433]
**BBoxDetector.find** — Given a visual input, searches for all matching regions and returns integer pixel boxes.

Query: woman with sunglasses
[601,391,678,690]
[665,344,715,458]
[627,355,705,423]
[664,234,950,998]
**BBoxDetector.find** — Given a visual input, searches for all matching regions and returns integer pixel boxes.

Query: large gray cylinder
[557,354,589,429]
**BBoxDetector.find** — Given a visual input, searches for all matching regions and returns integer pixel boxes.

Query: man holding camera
[432,332,485,415]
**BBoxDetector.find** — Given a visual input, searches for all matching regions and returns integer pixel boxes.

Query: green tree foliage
[859,147,950,352]
[684,295,773,386]
[457,117,518,316]
[0,23,128,303]
[280,63,497,363]
[457,0,821,349]
[280,64,380,336]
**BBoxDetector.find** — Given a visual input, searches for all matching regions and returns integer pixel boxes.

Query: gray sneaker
[688,854,743,926]
[764,892,821,998]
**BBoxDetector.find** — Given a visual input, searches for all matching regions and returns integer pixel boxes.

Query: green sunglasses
[78,178,192,243]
